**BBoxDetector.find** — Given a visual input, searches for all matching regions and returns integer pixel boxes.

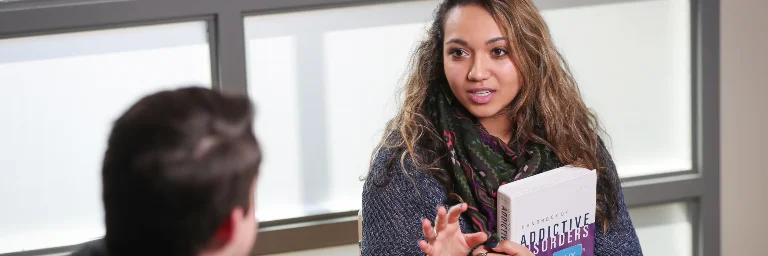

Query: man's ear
[210,207,246,249]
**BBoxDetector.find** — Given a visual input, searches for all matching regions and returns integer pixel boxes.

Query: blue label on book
[553,244,582,256]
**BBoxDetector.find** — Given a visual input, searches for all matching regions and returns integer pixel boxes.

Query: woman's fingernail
[487,240,499,248]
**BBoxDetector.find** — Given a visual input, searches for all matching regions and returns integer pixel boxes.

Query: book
[496,166,597,256]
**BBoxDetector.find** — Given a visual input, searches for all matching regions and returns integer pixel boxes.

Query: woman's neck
[479,113,513,144]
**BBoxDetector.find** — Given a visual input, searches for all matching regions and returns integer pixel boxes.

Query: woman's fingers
[446,203,467,224]
[421,218,435,241]
[434,205,448,232]
[463,231,488,248]
[418,240,435,255]
[434,203,466,233]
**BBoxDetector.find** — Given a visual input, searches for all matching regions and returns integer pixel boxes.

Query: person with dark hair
[70,86,262,256]
[361,0,642,255]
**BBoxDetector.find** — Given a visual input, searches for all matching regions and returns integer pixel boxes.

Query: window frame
[0,0,720,255]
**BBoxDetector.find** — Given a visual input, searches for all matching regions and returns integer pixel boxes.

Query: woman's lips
[467,89,495,104]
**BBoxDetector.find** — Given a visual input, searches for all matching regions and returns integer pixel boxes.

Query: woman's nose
[467,60,491,81]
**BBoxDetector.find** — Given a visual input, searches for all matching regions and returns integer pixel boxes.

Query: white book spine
[497,191,512,241]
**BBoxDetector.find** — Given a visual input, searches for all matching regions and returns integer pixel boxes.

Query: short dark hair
[101,87,261,255]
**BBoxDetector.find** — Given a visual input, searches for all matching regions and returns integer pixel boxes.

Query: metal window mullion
[212,9,248,93]
[237,0,417,15]
[622,174,704,208]
[0,0,220,37]
[236,0,664,15]
[697,0,721,255]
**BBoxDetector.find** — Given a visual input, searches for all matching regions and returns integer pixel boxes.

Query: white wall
[720,0,768,255]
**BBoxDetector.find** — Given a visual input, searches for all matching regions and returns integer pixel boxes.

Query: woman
[361,0,642,255]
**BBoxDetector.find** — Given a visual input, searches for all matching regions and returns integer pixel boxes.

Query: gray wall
[721,0,768,254]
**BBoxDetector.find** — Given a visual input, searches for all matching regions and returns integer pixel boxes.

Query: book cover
[497,166,597,256]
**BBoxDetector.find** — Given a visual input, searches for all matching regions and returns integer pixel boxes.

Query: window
[630,202,695,256]
[244,0,437,222]
[542,0,692,178]
[0,21,212,253]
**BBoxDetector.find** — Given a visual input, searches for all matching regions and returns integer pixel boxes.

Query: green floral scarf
[426,87,561,243]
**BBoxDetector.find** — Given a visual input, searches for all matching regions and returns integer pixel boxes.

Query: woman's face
[442,4,521,120]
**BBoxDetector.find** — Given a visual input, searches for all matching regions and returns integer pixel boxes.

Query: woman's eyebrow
[444,37,507,46]
[445,38,468,46]
[486,37,507,45]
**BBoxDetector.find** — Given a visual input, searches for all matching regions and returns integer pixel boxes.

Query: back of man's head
[102,87,261,256]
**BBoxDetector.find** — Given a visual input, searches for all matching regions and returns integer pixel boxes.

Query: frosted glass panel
[0,21,212,253]
[245,35,304,222]
[630,202,693,256]
[244,0,437,221]
[323,22,427,213]
[542,0,692,177]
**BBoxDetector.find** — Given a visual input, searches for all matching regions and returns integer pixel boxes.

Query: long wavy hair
[371,0,619,229]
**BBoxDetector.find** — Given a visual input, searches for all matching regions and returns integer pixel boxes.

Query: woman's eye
[449,49,469,58]
[492,48,509,57]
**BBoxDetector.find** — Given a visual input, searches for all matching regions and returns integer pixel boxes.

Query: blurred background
[0,0,764,255]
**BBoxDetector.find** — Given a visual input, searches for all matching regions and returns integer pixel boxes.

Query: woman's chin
[465,106,505,120]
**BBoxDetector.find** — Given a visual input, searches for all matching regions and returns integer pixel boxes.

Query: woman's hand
[470,241,534,256]
[418,203,488,256]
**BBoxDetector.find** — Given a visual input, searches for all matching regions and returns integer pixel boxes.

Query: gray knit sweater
[361,147,643,255]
